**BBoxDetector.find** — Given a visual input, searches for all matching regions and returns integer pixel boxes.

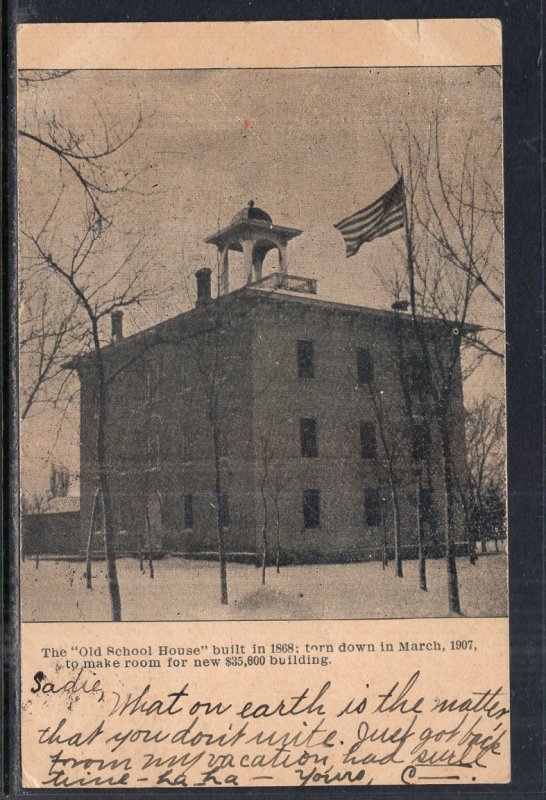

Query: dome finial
[248,199,255,208]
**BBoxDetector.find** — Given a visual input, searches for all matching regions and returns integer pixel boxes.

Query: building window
[364,488,381,527]
[219,493,229,529]
[412,420,431,461]
[303,489,321,528]
[147,360,161,401]
[147,415,162,468]
[297,340,314,379]
[300,418,318,458]
[356,348,374,385]
[183,493,193,529]
[360,421,377,459]
[409,354,428,395]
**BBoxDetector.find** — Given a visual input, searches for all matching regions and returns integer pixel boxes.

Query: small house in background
[22,495,80,558]
[71,202,470,564]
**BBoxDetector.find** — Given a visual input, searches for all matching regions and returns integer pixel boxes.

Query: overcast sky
[19,67,503,494]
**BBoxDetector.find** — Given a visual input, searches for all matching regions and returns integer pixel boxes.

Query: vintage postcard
[17,19,509,788]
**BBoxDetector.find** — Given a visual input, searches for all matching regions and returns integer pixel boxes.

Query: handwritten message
[21,619,510,788]
[26,669,509,785]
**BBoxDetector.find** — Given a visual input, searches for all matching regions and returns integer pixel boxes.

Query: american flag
[334,178,405,258]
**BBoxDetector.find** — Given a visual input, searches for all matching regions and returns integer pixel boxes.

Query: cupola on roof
[205,199,303,295]
[230,199,272,225]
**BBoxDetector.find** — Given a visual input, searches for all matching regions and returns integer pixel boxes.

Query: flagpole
[400,170,417,325]
[399,169,428,592]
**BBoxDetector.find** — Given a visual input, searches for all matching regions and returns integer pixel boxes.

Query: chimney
[111,310,124,342]
[195,267,212,307]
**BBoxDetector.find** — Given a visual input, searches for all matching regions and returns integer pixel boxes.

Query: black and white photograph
[19,63,507,623]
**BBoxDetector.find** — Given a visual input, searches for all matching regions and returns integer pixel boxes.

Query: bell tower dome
[204,200,302,294]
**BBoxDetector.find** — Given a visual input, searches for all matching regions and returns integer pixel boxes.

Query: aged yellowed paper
[18,19,508,788]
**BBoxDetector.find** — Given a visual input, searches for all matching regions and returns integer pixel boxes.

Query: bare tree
[392,313,433,591]
[183,282,230,606]
[258,433,271,585]
[363,382,407,578]
[19,283,82,420]
[18,73,158,621]
[18,70,148,419]
[466,396,505,496]
[257,427,290,584]
[269,454,286,575]
[464,396,506,553]
[382,109,504,614]
[22,214,155,621]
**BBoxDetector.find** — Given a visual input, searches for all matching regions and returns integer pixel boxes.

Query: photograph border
[4,0,543,797]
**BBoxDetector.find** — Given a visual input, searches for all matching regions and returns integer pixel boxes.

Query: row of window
[304,487,435,529]
[120,487,436,532]
[143,489,383,530]
[165,492,229,530]
[138,341,429,408]
[145,416,431,466]
[297,340,428,391]
[298,340,374,383]
[141,342,387,405]
[300,417,430,460]
[303,488,381,528]
[150,419,378,464]
[148,344,375,398]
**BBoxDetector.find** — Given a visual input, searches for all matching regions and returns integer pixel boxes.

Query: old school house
[74,202,467,563]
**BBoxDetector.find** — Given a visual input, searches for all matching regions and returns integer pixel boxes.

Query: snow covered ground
[22,553,507,622]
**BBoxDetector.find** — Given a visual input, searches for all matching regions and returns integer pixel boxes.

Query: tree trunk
[136,504,145,573]
[260,493,268,586]
[261,527,267,585]
[388,477,403,578]
[380,497,388,569]
[96,373,122,621]
[439,419,461,615]
[85,486,100,589]
[415,470,427,592]
[469,537,478,564]
[382,534,388,570]
[144,501,155,580]
[259,448,269,585]
[416,483,427,592]
[142,476,156,580]
[274,496,281,574]
[99,468,122,620]
[392,317,425,585]
[212,425,228,605]
[453,470,477,565]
